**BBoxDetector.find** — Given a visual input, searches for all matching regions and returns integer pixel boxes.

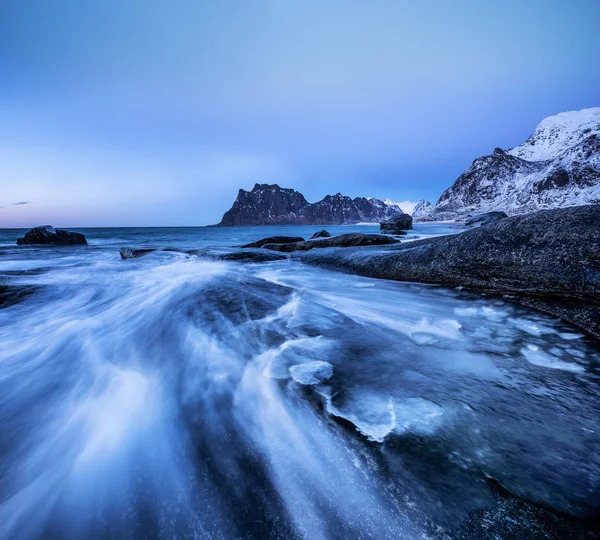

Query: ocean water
[0,224,599,539]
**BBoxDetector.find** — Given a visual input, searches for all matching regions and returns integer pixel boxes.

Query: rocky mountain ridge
[218,184,407,226]
[431,107,600,219]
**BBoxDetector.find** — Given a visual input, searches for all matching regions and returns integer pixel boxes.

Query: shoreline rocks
[380,213,413,234]
[241,236,304,248]
[262,233,399,252]
[17,226,87,246]
[301,205,600,338]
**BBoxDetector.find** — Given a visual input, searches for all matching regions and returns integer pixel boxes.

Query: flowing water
[0,225,599,539]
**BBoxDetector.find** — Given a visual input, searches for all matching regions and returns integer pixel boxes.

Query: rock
[119,248,159,259]
[310,230,331,239]
[217,183,407,225]
[464,211,508,227]
[262,233,399,253]
[380,213,413,233]
[17,225,87,246]
[241,236,305,248]
[301,205,600,339]
[289,361,333,385]
[0,284,38,308]
[215,250,288,263]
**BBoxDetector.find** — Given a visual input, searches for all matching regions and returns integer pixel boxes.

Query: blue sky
[1,0,599,227]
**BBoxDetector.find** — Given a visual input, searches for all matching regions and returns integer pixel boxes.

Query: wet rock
[215,250,288,263]
[17,225,87,246]
[310,230,331,239]
[262,233,398,253]
[380,213,413,233]
[464,211,508,227]
[241,236,305,248]
[119,248,159,259]
[0,284,38,307]
[302,205,600,338]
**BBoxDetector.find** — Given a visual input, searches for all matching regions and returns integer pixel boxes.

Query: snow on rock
[431,107,600,219]
[382,198,433,218]
[508,107,600,162]
[289,361,333,385]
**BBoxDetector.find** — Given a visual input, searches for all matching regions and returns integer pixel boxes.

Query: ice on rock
[509,318,556,336]
[392,398,444,436]
[289,361,333,385]
[521,345,585,373]
[326,393,396,442]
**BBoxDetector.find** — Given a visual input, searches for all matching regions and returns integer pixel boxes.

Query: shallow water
[1,225,599,539]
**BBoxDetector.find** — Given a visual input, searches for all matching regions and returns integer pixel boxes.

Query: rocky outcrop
[301,205,600,338]
[218,184,405,226]
[379,213,413,234]
[262,233,398,252]
[17,226,87,246]
[430,108,600,220]
[120,246,288,263]
[310,230,331,239]
[464,211,508,227]
[241,236,304,248]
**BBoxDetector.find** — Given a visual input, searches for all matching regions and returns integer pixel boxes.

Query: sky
[1,0,599,227]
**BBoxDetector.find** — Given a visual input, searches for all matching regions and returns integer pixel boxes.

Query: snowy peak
[430,107,600,219]
[382,198,433,217]
[508,107,600,162]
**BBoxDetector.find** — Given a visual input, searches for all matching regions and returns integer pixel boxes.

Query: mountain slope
[218,184,407,226]
[432,107,600,219]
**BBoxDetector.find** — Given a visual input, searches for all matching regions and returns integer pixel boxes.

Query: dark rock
[310,230,331,239]
[464,211,508,227]
[241,236,305,248]
[301,205,600,339]
[120,248,159,259]
[218,183,406,226]
[262,233,398,253]
[380,213,413,233]
[17,226,87,246]
[215,250,288,263]
[0,284,38,307]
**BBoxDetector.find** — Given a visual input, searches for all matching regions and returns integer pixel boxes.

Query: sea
[0,223,599,539]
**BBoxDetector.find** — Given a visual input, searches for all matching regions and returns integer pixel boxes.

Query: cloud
[11,201,30,205]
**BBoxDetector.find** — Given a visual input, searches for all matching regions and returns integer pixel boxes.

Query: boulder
[464,211,508,227]
[241,236,305,248]
[380,213,413,233]
[17,226,87,246]
[262,233,398,253]
[310,230,331,239]
[301,205,600,339]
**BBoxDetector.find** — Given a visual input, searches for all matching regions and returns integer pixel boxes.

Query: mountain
[381,198,434,219]
[432,107,600,219]
[218,184,407,226]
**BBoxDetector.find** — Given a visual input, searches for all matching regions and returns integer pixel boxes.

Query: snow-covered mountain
[382,198,434,219]
[432,107,600,219]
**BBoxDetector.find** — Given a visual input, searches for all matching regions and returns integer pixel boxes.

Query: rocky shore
[296,205,600,338]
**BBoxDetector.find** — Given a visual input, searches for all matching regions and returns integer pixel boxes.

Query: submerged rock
[241,236,305,248]
[380,213,413,233]
[263,233,398,253]
[289,361,333,385]
[120,248,159,259]
[302,205,600,338]
[310,230,331,239]
[464,211,508,227]
[17,225,87,246]
[215,250,288,263]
